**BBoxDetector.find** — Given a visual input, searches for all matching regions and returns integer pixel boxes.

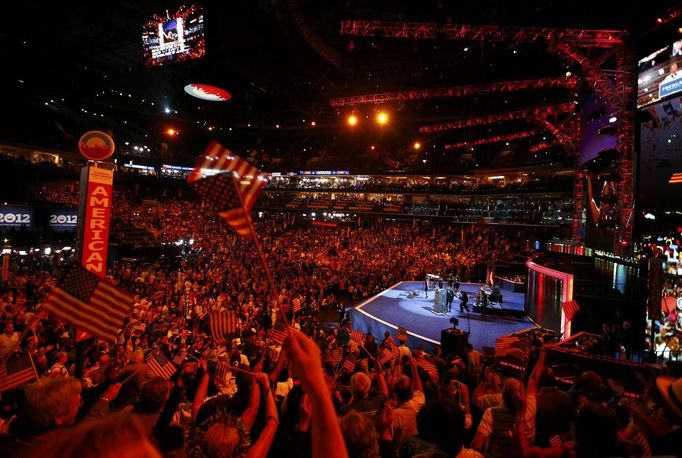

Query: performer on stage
[446,288,455,312]
[459,291,469,312]
[424,274,429,298]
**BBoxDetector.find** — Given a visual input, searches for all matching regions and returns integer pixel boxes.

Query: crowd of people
[0,193,681,457]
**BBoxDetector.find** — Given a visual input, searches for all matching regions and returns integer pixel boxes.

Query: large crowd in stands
[266,175,573,194]
[1,200,682,457]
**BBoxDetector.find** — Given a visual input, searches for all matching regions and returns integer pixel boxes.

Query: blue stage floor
[349,281,536,351]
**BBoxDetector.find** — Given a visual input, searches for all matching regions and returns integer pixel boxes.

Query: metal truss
[329,76,577,107]
[444,130,536,150]
[342,19,635,252]
[340,21,625,47]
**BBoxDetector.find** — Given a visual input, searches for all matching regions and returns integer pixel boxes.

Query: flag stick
[229,364,256,376]
[230,175,290,328]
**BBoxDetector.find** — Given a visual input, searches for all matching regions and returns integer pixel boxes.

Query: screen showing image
[638,38,682,108]
[639,98,682,215]
[142,4,205,67]
[578,93,618,166]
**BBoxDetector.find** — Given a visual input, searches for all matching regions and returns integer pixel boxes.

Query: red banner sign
[81,167,113,277]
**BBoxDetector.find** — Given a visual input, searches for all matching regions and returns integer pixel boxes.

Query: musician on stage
[459,290,469,312]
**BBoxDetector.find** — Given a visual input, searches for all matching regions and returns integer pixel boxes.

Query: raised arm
[526,345,549,399]
[408,358,423,393]
[245,373,278,458]
[241,374,261,431]
[285,331,348,458]
[192,361,210,421]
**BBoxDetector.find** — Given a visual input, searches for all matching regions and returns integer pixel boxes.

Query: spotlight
[347,114,358,126]
[376,111,389,125]
[166,128,177,136]
[413,142,421,150]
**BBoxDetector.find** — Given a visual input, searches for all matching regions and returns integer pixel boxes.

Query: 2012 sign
[0,207,33,228]
[49,214,78,224]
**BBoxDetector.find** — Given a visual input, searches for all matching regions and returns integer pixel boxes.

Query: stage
[349,281,536,352]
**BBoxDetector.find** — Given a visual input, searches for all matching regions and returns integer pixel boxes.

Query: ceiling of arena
[1,1,680,172]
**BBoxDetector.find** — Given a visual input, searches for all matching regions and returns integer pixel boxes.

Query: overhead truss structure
[329,76,577,107]
[342,20,634,253]
[444,130,537,150]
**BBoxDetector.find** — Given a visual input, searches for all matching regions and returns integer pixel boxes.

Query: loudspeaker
[440,328,469,359]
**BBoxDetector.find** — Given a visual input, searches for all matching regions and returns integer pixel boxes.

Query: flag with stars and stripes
[291,298,301,314]
[494,335,521,357]
[147,352,177,379]
[42,264,134,342]
[342,355,357,373]
[417,359,439,378]
[350,329,365,345]
[0,353,38,393]
[216,362,231,384]
[187,141,266,238]
[396,327,408,341]
[270,326,295,345]
[209,311,239,344]
[379,347,395,365]
[172,351,188,367]
[562,300,580,322]
[330,347,343,366]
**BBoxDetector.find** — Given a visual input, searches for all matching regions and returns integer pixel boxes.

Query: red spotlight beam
[329,76,577,107]
[418,103,574,133]
[340,20,625,47]
[444,130,537,150]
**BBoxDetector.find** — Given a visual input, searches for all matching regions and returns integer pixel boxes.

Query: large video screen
[638,38,682,108]
[639,98,682,215]
[142,4,205,67]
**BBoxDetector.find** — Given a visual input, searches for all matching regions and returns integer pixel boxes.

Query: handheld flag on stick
[147,352,177,379]
[350,329,365,345]
[187,141,266,238]
[342,354,357,373]
[292,298,301,314]
[209,311,239,344]
[562,300,580,322]
[396,327,408,342]
[0,353,38,393]
[188,141,290,329]
[330,347,343,366]
[270,326,296,345]
[42,264,134,342]
[379,347,394,365]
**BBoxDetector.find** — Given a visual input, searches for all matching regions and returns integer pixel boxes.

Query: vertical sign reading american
[80,167,113,277]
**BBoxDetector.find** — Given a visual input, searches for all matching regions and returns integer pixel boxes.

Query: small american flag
[494,335,520,357]
[172,351,188,366]
[330,347,343,365]
[216,362,231,383]
[379,347,394,365]
[549,435,563,448]
[342,355,356,373]
[396,327,408,341]
[292,298,301,314]
[350,329,365,345]
[0,353,37,393]
[187,142,266,238]
[42,264,134,342]
[147,352,177,379]
[209,311,239,344]
[562,300,580,322]
[417,359,438,378]
[270,327,294,345]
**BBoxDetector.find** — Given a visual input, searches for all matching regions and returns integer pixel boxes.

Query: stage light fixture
[347,114,358,126]
[413,141,421,150]
[376,111,389,125]
[166,128,177,136]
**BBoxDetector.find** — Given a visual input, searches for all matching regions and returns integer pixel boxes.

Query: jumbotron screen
[142,4,205,67]
[638,36,682,108]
